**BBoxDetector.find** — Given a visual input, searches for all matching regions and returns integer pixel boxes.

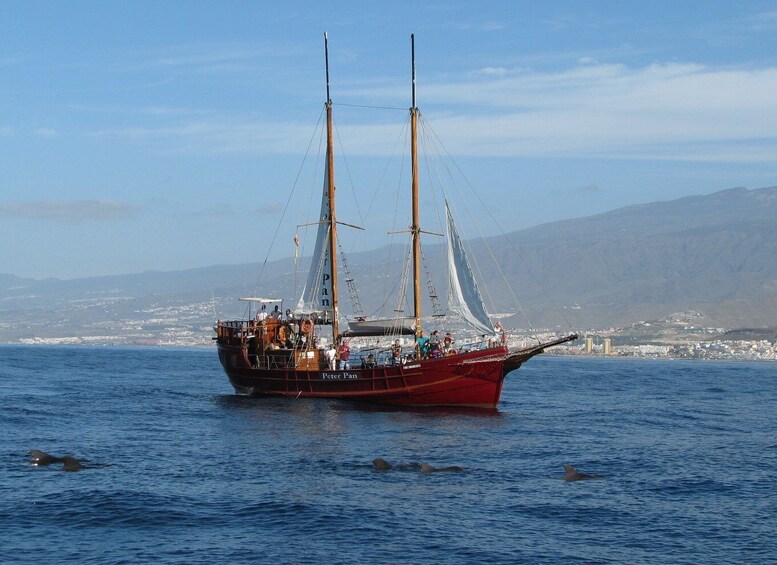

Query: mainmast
[410,34,422,336]
[324,32,340,343]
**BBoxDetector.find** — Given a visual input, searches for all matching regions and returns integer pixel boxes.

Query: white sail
[295,160,334,315]
[446,203,496,336]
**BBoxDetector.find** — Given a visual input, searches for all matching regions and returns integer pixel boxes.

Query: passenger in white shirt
[325,344,336,370]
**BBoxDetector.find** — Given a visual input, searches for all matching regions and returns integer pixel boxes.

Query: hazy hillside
[474,186,777,328]
[1,185,776,343]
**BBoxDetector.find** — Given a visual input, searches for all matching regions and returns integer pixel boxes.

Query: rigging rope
[418,118,498,323]
[249,107,326,318]
[379,118,411,315]
[395,246,412,317]
[339,242,364,318]
[420,247,444,317]
[417,115,548,341]
[333,113,365,228]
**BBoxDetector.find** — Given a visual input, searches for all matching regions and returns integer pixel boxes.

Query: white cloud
[478,21,505,31]
[471,66,515,78]
[352,61,777,160]
[34,128,58,138]
[90,61,777,163]
[0,56,21,67]
[93,119,321,155]
[444,20,506,32]
[257,201,283,214]
[138,106,206,116]
[130,42,304,75]
[0,200,141,222]
[748,10,777,30]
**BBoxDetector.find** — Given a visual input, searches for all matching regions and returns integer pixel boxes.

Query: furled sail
[295,161,334,316]
[445,203,496,336]
[343,317,416,337]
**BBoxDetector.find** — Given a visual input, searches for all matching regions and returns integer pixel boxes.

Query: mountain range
[2,185,776,344]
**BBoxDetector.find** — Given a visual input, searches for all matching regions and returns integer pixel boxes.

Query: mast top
[324,31,331,104]
[411,33,416,109]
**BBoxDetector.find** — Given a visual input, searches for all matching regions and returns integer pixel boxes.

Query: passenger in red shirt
[338,341,351,370]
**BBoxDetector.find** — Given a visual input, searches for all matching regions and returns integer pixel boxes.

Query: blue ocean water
[1,346,775,564]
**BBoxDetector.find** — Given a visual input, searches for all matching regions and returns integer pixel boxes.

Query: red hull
[217,343,518,409]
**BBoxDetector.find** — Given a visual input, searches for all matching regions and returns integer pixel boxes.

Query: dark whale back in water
[28,450,64,466]
[563,464,605,481]
[373,458,462,473]
[372,458,421,471]
[60,456,83,472]
[372,458,393,470]
[29,450,97,471]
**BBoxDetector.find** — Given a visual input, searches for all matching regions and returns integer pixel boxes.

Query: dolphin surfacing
[28,450,64,466]
[563,464,605,481]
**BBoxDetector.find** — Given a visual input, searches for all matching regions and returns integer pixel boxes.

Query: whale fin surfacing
[28,449,64,466]
[60,456,82,472]
[563,464,605,481]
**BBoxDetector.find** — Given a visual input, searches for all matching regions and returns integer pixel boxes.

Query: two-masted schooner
[215,35,577,409]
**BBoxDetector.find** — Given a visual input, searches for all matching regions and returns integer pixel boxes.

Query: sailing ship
[215,35,577,409]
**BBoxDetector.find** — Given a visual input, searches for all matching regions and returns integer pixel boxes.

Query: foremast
[324,32,340,343]
[410,33,422,337]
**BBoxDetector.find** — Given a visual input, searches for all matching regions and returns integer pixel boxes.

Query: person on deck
[271,305,281,318]
[256,305,268,322]
[325,344,336,370]
[338,341,350,370]
[494,321,506,344]
[429,330,441,358]
[443,331,454,354]
[391,339,402,365]
[416,331,430,359]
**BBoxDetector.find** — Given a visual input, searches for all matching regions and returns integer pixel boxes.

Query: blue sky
[2,1,777,279]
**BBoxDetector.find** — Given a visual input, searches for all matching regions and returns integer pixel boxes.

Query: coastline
[2,340,774,363]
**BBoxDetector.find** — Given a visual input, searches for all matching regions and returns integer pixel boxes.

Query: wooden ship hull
[218,345,507,408]
[215,319,575,408]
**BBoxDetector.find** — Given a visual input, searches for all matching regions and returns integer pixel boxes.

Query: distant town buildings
[549,335,776,361]
[580,335,612,356]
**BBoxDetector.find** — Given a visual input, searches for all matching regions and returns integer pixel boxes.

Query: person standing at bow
[338,341,350,370]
